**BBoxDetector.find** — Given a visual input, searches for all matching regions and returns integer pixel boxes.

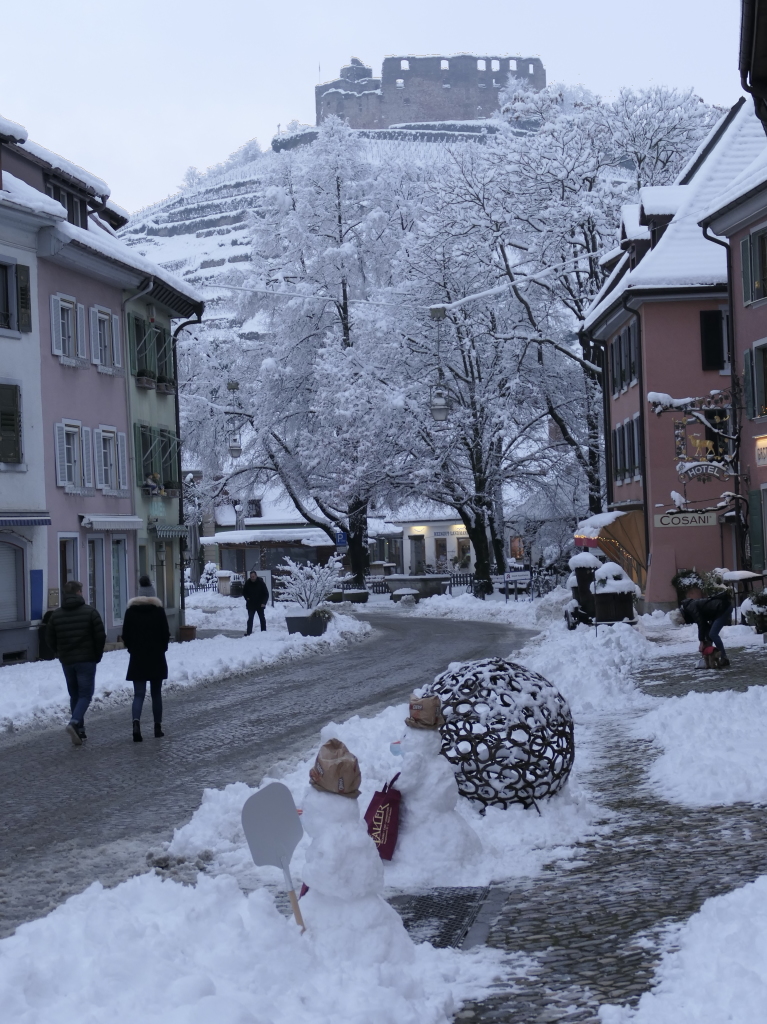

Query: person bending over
[680,591,732,666]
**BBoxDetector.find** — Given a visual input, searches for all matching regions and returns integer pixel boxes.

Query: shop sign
[433,529,468,537]
[676,462,728,483]
[654,512,717,528]
[756,435,767,467]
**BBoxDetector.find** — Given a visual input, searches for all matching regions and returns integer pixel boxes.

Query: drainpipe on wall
[701,226,744,570]
[172,313,203,629]
[121,278,154,596]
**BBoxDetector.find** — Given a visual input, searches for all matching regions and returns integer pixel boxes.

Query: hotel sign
[654,512,717,528]
[756,435,767,467]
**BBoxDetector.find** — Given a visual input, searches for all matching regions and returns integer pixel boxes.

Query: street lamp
[430,386,449,422]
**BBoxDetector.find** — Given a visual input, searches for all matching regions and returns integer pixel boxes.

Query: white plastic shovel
[241,782,306,931]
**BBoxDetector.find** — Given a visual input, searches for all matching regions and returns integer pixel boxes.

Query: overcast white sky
[0,0,743,213]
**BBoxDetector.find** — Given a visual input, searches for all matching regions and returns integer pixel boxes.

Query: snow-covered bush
[200,561,218,586]
[278,556,354,610]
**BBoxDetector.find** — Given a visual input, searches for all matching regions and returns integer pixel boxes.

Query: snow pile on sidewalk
[0,611,370,731]
[600,875,767,1024]
[185,591,283,631]
[411,587,572,630]
[169,699,606,892]
[518,621,656,718]
[0,871,505,1024]
[632,684,767,806]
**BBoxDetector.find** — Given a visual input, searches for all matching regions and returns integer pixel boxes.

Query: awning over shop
[201,528,335,547]
[575,509,647,590]
[0,512,51,526]
[80,514,144,531]
[151,524,189,540]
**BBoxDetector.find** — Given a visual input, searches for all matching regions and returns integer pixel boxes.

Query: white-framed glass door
[111,535,128,622]
[87,536,106,620]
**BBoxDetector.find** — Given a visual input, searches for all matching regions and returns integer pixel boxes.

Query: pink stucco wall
[38,259,135,634]
[607,298,736,607]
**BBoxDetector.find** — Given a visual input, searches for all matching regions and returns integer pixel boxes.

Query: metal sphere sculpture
[430,657,574,810]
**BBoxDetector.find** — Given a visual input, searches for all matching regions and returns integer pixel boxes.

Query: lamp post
[430,387,449,422]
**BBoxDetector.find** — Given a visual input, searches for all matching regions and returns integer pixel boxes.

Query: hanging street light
[430,386,449,422]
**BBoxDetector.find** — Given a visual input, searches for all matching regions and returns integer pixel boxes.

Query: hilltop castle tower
[316,54,546,129]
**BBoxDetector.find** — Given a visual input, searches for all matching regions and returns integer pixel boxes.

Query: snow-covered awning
[201,528,335,547]
[80,514,143,531]
[574,511,626,542]
[575,510,647,590]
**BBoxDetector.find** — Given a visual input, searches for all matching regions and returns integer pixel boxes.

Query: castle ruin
[316,54,546,129]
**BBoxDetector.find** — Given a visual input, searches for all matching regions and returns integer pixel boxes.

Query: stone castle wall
[315,54,546,129]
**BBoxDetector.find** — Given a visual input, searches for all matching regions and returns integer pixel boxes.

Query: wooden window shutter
[742,237,753,304]
[749,490,765,571]
[90,308,101,364]
[745,349,755,419]
[629,320,638,381]
[76,303,87,359]
[116,432,128,490]
[133,423,143,485]
[50,295,63,355]
[634,417,642,477]
[112,314,122,368]
[128,314,137,374]
[54,422,68,485]
[81,426,93,487]
[0,384,21,464]
[93,429,105,489]
[700,311,725,371]
[16,266,31,332]
[610,341,619,396]
[756,348,766,418]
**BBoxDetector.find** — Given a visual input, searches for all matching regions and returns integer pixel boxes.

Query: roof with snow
[13,138,110,198]
[620,204,650,242]
[700,144,767,223]
[201,528,335,547]
[0,171,68,219]
[585,100,767,332]
[0,113,27,144]
[638,185,689,220]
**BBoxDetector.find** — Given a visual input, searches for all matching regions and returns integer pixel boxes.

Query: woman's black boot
[133,720,143,742]
[154,722,164,738]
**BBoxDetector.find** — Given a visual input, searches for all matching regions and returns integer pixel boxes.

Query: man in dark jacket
[243,570,269,634]
[46,580,106,745]
[681,592,733,666]
[121,576,170,742]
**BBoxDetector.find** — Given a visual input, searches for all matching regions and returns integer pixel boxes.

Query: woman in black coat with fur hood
[121,576,171,742]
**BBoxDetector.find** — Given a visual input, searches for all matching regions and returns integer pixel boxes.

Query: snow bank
[600,876,767,1024]
[632,684,767,806]
[0,609,370,730]
[0,871,504,1024]
[169,699,606,891]
[411,587,573,630]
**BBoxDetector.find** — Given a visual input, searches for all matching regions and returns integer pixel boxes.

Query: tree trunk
[460,511,494,594]
[346,498,368,585]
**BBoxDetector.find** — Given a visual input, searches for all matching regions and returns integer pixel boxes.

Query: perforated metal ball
[431,657,574,809]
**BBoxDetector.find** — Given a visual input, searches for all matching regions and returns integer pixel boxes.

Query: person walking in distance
[243,570,269,634]
[46,580,106,746]
[121,576,171,742]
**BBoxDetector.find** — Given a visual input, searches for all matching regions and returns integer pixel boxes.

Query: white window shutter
[54,423,67,485]
[76,304,87,359]
[90,308,100,364]
[111,314,122,367]
[50,296,63,355]
[93,429,105,489]
[117,432,128,489]
[81,426,93,487]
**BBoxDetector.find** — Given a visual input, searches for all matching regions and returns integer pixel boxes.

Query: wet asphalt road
[0,612,533,938]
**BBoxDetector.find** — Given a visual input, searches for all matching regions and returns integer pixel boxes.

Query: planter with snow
[285,615,329,637]
[385,575,450,600]
[216,570,234,596]
[590,562,640,623]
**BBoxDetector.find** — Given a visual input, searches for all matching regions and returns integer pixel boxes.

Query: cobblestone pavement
[457,644,767,1023]
[0,613,532,938]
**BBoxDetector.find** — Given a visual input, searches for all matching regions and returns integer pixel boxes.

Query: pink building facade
[583,100,767,610]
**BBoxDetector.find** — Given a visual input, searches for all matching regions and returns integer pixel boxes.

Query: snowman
[390,693,481,881]
[300,739,413,962]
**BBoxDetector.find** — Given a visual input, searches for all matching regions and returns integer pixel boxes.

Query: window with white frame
[94,426,128,493]
[54,420,96,491]
[50,294,86,361]
[89,306,121,369]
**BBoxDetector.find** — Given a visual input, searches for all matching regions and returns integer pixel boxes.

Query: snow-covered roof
[368,518,404,538]
[620,204,650,242]
[215,505,237,527]
[575,510,626,540]
[0,171,67,219]
[201,528,335,547]
[700,145,767,223]
[585,102,767,331]
[56,220,204,307]
[18,138,110,197]
[638,185,689,219]
[105,198,130,221]
[598,246,623,268]
[0,113,27,144]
